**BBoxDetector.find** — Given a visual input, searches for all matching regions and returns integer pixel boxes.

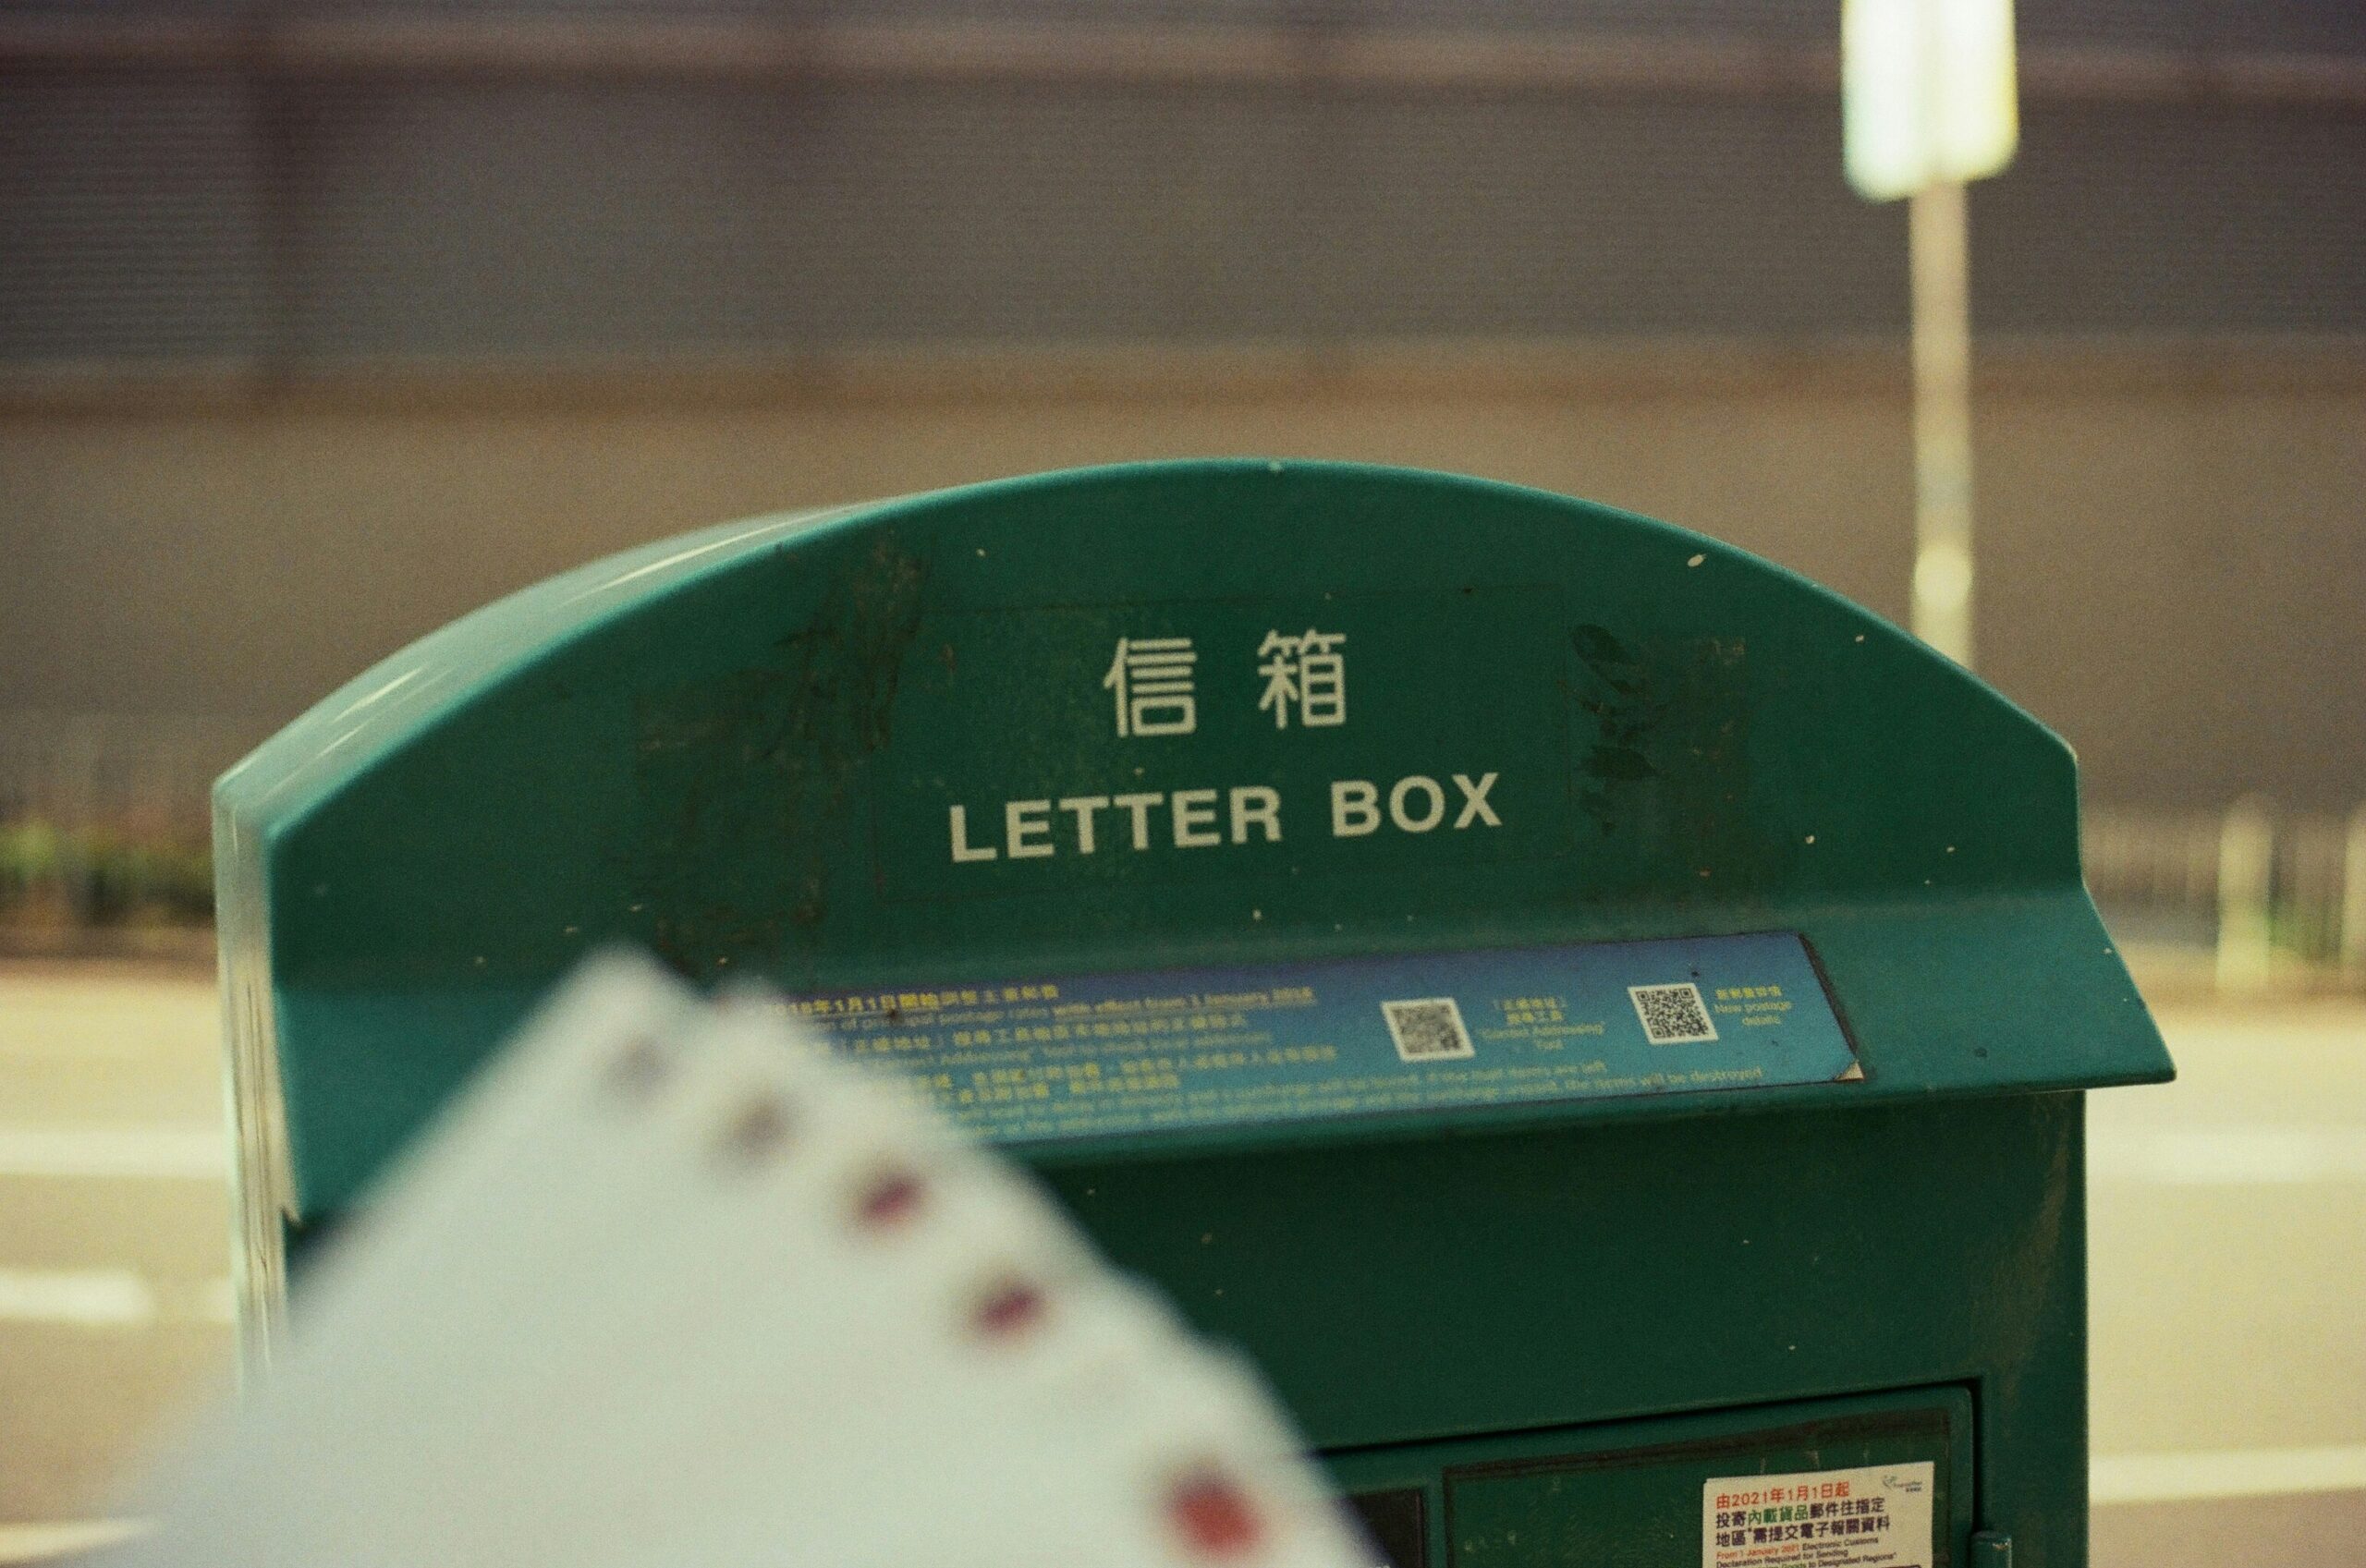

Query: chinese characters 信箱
[1102,628,1349,737]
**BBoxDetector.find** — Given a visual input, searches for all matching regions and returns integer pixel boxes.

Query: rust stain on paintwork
[628,535,930,970]
[1569,623,1765,898]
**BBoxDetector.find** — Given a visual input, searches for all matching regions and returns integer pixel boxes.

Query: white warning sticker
[1701,1461,1935,1568]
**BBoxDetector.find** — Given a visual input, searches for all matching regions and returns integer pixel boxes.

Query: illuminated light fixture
[1844,0,2019,202]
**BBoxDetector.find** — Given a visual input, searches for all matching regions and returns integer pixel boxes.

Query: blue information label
[786,931,1859,1144]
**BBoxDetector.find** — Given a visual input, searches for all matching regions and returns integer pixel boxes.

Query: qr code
[1629,982,1718,1044]
[1382,998,1475,1063]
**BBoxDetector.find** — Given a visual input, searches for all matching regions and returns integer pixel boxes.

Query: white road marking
[0,1124,226,1180]
[0,1267,235,1328]
[2093,1445,2366,1504]
[0,1266,155,1327]
[0,1522,146,1563]
[2089,1126,2366,1185]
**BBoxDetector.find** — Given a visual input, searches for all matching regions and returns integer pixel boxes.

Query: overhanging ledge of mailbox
[216,460,2172,1567]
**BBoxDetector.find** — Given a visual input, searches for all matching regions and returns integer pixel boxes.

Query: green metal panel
[1044,1093,2090,1562]
[214,459,2170,1566]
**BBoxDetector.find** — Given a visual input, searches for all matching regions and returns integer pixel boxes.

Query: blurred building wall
[6,341,2360,810]
[2,3,2361,811]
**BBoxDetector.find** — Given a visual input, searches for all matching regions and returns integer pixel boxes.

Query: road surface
[0,965,2357,1562]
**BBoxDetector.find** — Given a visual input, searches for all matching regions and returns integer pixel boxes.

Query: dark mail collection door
[1332,1386,1974,1568]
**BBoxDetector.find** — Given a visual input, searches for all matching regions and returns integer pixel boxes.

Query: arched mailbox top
[217,461,2168,1221]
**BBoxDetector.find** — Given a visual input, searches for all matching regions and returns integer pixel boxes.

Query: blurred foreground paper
[109,952,1372,1568]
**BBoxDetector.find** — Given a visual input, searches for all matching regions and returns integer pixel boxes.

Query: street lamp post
[1909,178,1975,666]
[1844,0,2019,670]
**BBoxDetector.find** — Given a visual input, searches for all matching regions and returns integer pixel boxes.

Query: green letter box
[216,461,2171,1566]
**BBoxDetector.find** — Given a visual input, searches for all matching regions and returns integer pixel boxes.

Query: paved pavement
[2085,997,2366,1562]
[0,966,230,1538]
[0,965,2358,1562]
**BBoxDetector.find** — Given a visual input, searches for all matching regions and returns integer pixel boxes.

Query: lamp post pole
[1909,178,1976,668]
[1845,0,2016,671]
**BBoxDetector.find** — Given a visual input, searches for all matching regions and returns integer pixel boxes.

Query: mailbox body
[215,462,2169,1566]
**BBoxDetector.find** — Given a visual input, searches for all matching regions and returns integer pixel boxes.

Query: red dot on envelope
[974,1281,1046,1339]
[1167,1471,1264,1558]
[855,1170,924,1229]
